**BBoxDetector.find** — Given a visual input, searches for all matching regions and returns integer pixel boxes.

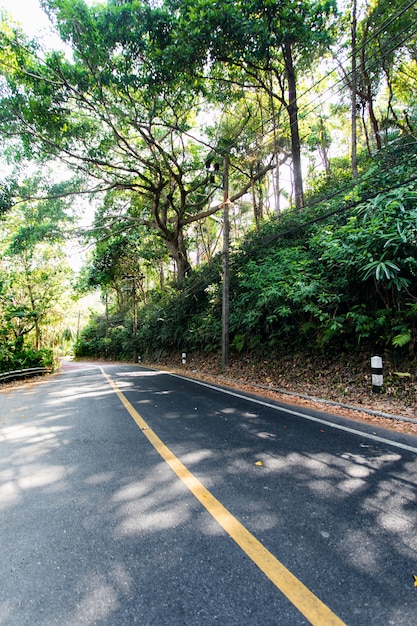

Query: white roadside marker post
[371,356,383,393]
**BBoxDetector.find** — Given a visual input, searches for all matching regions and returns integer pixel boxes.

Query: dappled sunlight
[0,480,20,509]
[379,510,412,532]
[342,451,402,468]
[1,423,69,443]
[112,481,151,503]
[0,601,14,625]
[0,389,204,625]
[309,478,343,498]
[340,530,380,574]
[62,573,120,626]
[221,407,238,415]
[115,500,191,535]
[115,370,165,378]
[338,477,368,494]
[180,449,214,467]
[264,451,348,489]
[84,471,116,486]
[345,463,371,478]
[112,465,194,537]
[363,480,416,534]
[1,365,416,625]
[250,445,417,581]
[249,514,283,534]
[135,398,153,405]
[0,420,73,477]
[46,383,117,404]
[0,426,74,508]
[17,463,68,490]
[202,515,231,536]
[303,454,342,476]
[111,380,134,390]
[256,430,277,440]
[262,448,402,501]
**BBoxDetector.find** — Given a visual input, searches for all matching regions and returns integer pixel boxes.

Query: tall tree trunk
[26,277,41,350]
[367,96,382,150]
[319,116,330,175]
[351,0,358,177]
[361,103,372,155]
[269,81,282,217]
[283,41,304,210]
[165,229,192,283]
[360,19,381,151]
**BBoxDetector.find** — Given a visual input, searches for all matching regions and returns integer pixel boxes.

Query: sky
[0,0,96,48]
[0,0,55,40]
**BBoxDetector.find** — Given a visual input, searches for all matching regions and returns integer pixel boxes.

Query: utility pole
[221,154,230,372]
[123,275,137,361]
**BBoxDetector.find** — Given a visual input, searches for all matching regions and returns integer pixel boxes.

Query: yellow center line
[102,368,347,626]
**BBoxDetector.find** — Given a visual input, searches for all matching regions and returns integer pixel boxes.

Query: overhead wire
[171,166,417,303]
[297,18,417,123]
[109,2,417,301]
[298,0,417,105]
[214,1,417,230]
[215,0,417,162]
[3,1,417,266]
[164,0,417,168]
[178,1,417,235]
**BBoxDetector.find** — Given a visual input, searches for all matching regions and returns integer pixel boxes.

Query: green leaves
[0,179,16,216]
[392,329,412,348]
[361,258,401,282]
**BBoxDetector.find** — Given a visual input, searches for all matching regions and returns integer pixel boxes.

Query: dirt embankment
[144,352,417,436]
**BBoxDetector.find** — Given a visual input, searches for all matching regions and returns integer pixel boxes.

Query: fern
[392,330,411,348]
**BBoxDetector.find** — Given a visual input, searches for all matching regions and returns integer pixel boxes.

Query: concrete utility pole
[221,154,230,372]
[123,275,137,362]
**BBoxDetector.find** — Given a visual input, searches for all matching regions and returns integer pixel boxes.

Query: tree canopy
[0,0,416,370]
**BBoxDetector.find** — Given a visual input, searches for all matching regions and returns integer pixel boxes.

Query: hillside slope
[144,351,417,436]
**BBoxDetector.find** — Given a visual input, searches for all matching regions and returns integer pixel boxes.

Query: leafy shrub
[0,346,55,372]
[76,140,417,362]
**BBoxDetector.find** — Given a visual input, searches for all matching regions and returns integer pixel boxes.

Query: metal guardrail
[0,367,50,384]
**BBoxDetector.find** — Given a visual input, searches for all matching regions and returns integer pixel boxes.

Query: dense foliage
[75,139,417,363]
[0,174,75,372]
[1,0,417,372]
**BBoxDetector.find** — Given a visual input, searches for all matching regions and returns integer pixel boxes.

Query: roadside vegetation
[74,139,417,369]
[0,0,416,404]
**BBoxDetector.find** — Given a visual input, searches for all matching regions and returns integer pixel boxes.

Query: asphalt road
[0,361,416,626]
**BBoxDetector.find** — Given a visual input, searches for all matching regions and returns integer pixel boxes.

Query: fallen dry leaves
[147,352,417,437]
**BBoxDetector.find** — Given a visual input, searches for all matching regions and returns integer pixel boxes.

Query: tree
[0,173,74,358]
[164,0,338,209]
[0,246,72,350]
[0,2,276,281]
[370,0,417,140]
[84,219,169,304]
[0,178,17,216]
[338,0,417,157]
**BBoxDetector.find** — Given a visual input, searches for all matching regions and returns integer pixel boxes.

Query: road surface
[1,361,416,625]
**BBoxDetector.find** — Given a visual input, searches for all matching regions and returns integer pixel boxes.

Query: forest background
[0,0,416,413]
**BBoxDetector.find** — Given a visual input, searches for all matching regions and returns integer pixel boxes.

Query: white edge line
[169,373,417,455]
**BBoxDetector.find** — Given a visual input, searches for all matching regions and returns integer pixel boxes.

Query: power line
[3,0,417,225]
[218,0,417,158]
[263,174,417,245]
[297,18,417,123]
[299,0,417,105]
[172,171,417,305]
